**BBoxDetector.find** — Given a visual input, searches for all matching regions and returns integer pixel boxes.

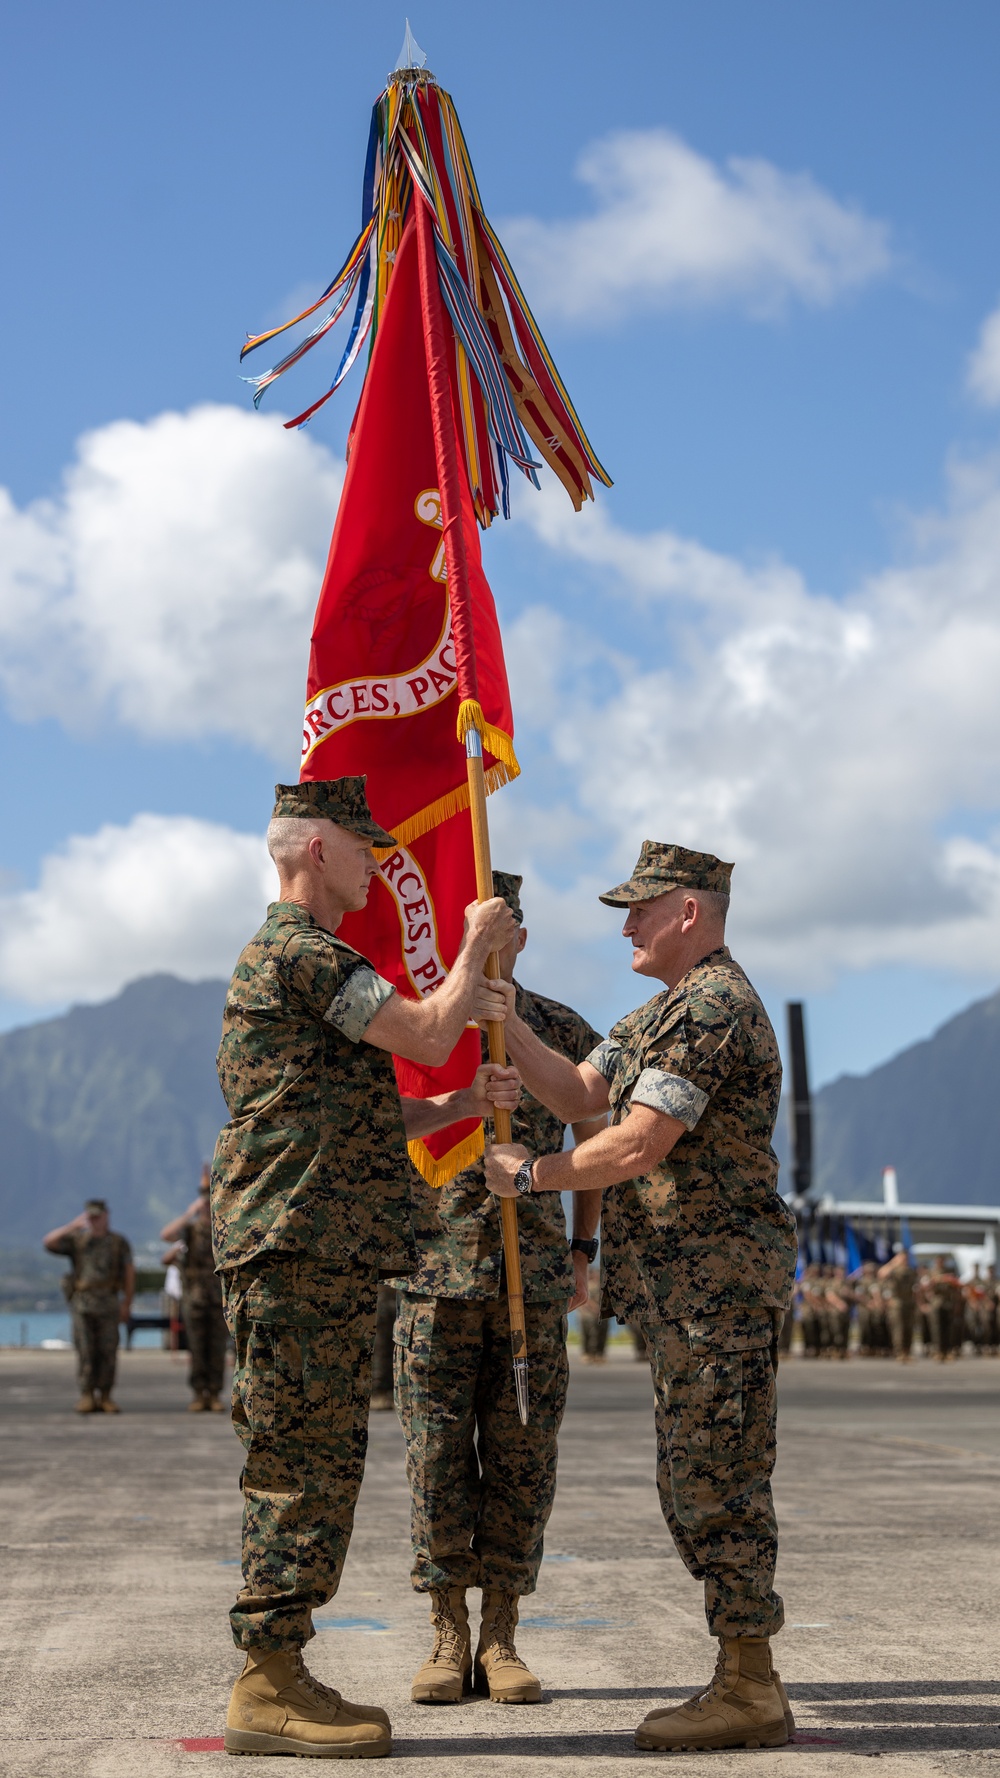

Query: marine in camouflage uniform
[161,1166,229,1410]
[391,871,604,1705]
[488,843,798,1753]
[878,1250,916,1361]
[211,776,516,1759]
[43,1199,134,1413]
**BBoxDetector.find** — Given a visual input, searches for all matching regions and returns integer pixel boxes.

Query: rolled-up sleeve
[323,966,396,1043]
[630,1067,708,1130]
[585,1040,622,1083]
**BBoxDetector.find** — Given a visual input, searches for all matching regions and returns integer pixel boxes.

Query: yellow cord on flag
[456,698,519,776]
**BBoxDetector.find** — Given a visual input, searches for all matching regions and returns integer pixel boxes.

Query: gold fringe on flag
[408,1125,484,1187]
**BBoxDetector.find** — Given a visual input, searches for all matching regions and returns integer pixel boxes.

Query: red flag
[300,209,518,1185]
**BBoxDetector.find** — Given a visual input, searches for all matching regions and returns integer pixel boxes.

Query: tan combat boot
[635,1636,788,1751]
[411,1587,472,1703]
[772,1664,795,1737]
[474,1591,541,1704]
[75,1393,95,1414]
[225,1648,391,1757]
[99,1396,121,1414]
[642,1644,795,1741]
[188,1396,208,1412]
[305,1675,391,1730]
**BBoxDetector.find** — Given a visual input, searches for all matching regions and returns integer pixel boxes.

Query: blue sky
[4,1,1000,1109]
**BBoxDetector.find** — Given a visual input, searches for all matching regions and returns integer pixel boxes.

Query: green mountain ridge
[1,973,998,1261]
[805,983,1000,1204]
[0,975,229,1250]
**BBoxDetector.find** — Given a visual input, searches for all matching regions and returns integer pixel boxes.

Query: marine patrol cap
[271,777,397,847]
[492,870,524,924]
[599,841,734,907]
[85,1198,109,1214]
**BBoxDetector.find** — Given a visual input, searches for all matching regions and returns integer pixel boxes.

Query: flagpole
[414,189,530,1425]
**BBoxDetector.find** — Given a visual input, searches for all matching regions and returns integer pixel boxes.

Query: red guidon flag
[300,211,518,1185]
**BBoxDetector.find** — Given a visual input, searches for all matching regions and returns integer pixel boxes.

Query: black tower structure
[786,1001,813,1201]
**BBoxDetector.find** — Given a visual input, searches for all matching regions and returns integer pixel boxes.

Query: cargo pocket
[393,1295,419,1352]
[685,1315,771,1468]
[682,1353,742,1465]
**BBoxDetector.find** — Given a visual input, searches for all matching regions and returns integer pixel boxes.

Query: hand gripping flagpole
[415,189,530,1426]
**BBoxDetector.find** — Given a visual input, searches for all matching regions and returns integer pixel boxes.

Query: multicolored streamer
[240,62,612,526]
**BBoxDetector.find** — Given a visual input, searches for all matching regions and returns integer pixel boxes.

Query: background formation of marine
[789,1257,999,1361]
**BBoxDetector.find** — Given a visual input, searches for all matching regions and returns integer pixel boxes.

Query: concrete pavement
[2,1342,998,1776]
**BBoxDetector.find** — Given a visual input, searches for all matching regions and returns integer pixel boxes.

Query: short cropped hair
[266,816,328,868]
[696,889,730,925]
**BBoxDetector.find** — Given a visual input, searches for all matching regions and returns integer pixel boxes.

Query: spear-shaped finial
[394,19,428,71]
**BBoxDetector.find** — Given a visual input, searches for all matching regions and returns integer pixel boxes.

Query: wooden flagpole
[465,726,529,1424]
[414,190,530,1423]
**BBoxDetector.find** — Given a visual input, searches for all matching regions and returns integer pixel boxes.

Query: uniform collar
[268,900,318,927]
[670,945,732,995]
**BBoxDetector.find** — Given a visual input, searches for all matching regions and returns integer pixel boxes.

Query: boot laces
[288,1651,326,1703]
[486,1597,526,1668]
[429,1602,466,1667]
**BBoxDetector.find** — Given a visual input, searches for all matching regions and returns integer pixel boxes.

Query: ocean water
[0,1311,165,1349]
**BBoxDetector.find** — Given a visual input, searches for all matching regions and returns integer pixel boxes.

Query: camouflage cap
[492,870,524,924]
[599,841,734,907]
[85,1198,109,1214]
[271,777,396,847]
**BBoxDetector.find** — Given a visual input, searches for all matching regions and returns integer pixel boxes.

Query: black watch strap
[570,1236,599,1262]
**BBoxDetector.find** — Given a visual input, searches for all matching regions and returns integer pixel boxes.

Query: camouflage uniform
[886,1262,916,1357]
[926,1267,962,1359]
[180,1215,228,1401]
[49,1228,131,1398]
[393,980,601,1598]
[587,926,796,1639]
[213,870,415,1650]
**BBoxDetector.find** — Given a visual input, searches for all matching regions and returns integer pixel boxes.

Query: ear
[516,927,528,955]
[307,832,326,867]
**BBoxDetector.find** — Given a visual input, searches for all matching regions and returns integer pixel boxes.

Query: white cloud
[967,300,1000,406]
[503,129,890,323]
[0,404,341,760]
[0,814,274,1005]
[509,457,1000,987]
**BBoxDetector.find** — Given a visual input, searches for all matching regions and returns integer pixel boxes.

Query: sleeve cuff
[324,965,396,1043]
[630,1068,709,1130]
[585,1040,622,1082]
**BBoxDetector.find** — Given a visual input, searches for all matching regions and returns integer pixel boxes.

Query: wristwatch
[513,1160,535,1197]
[570,1236,599,1262]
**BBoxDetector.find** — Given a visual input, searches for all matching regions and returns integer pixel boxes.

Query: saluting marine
[392,871,605,1706]
[487,843,797,1753]
[43,1198,134,1414]
[211,777,516,1760]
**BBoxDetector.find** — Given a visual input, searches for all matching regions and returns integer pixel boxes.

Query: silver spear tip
[513,1357,529,1426]
[394,20,428,70]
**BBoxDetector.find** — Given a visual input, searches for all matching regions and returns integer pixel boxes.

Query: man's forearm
[42,1220,78,1251]
[401,1088,477,1140]
[504,1103,685,1196]
[504,1013,605,1122]
[367,943,492,1066]
[572,1187,603,1243]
